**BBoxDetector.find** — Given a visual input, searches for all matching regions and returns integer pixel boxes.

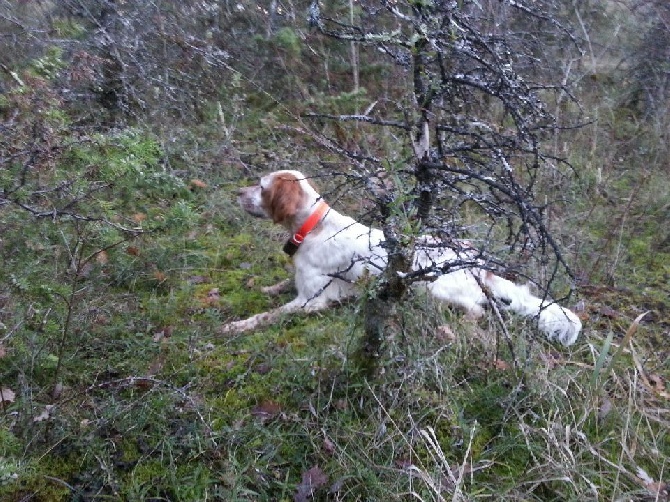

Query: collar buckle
[282,200,329,256]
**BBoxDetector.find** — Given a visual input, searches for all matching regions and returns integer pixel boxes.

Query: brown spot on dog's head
[261,172,304,225]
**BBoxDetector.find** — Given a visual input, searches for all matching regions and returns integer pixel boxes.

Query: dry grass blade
[592,311,650,393]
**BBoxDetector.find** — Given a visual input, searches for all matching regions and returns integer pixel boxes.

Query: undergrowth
[1,37,669,502]
[1,143,668,500]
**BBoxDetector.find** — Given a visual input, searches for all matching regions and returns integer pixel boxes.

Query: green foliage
[273,27,302,57]
[51,18,86,39]
[29,47,67,79]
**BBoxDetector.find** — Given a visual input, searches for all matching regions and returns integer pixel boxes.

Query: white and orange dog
[222,170,581,345]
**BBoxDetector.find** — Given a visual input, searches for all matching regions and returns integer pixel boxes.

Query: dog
[221,170,581,346]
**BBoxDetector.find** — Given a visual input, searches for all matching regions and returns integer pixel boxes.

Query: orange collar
[283,200,329,256]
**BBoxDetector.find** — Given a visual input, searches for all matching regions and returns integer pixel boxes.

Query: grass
[4,193,669,500]
[2,205,670,501]
[1,95,669,502]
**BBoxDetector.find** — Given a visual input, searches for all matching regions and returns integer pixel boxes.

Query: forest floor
[1,151,668,501]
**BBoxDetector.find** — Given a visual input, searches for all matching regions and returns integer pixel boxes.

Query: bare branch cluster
[307,0,583,290]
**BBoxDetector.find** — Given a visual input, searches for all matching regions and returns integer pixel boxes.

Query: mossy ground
[1,78,669,502]
[2,164,668,501]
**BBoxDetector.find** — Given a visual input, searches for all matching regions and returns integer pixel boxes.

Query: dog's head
[237,170,319,227]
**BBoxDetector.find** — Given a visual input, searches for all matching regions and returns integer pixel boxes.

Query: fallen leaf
[190,179,208,189]
[251,400,281,422]
[322,437,335,455]
[329,476,346,494]
[0,387,16,404]
[153,270,167,282]
[577,311,590,322]
[334,399,348,411]
[187,275,210,285]
[132,213,147,223]
[492,359,510,371]
[153,326,173,342]
[33,404,54,422]
[96,250,109,265]
[540,350,562,369]
[147,356,164,376]
[598,398,613,421]
[436,325,456,343]
[636,466,669,497]
[126,246,141,256]
[294,465,329,502]
[78,262,94,278]
[253,363,272,375]
[134,378,154,390]
[394,458,413,469]
[52,382,64,400]
[648,374,665,394]
[645,481,669,497]
[598,306,619,319]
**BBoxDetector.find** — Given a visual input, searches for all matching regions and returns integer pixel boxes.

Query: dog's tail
[483,273,582,346]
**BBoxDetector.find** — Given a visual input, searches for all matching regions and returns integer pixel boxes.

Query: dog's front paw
[260,278,293,297]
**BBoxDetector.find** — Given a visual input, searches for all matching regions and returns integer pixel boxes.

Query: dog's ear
[263,173,303,224]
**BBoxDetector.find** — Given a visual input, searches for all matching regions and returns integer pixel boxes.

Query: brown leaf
[322,437,335,455]
[190,179,208,189]
[394,458,413,469]
[0,387,16,404]
[492,359,510,371]
[33,404,54,422]
[646,482,669,497]
[436,325,456,343]
[147,356,164,376]
[132,213,147,223]
[598,306,619,319]
[637,466,669,497]
[52,382,64,400]
[251,400,281,421]
[648,374,665,394]
[126,246,141,256]
[78,262,94,278]
[334,399,348,411]
[294,465,329,502]
[96,250,109,265]
[598,398,613,421]
[153,326,173,343]
[201,288,221,307]
[135,378,154,390]
[540,350,563,369]
[253,363,272,375]
[187,275,211,285]
[153,270,167,283]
